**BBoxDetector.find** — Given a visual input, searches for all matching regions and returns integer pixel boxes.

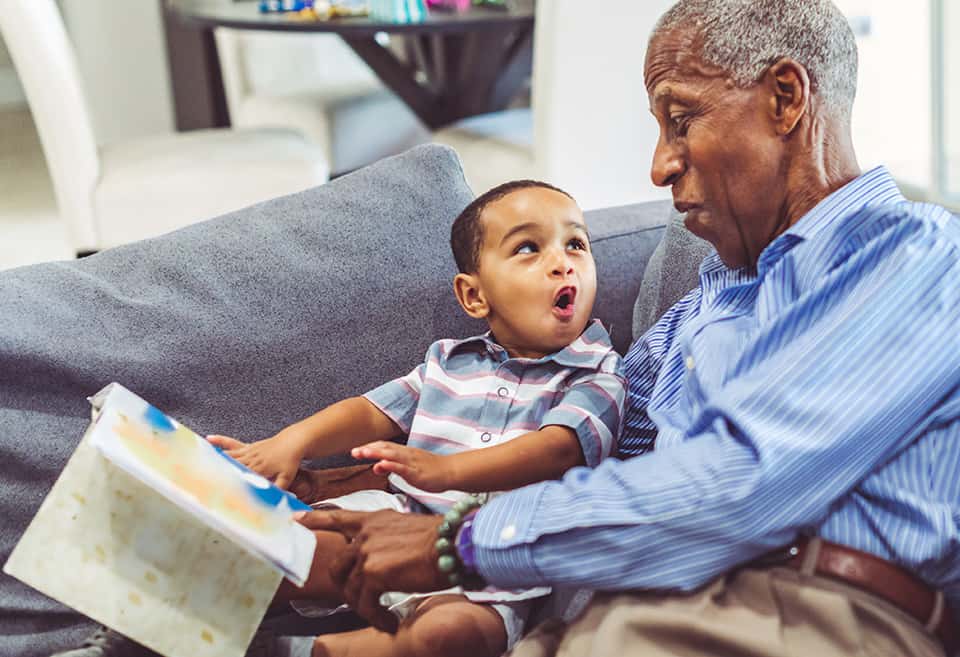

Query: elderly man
[296,0,960,655]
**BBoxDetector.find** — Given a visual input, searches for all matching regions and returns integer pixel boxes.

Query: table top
[166,0,534,35]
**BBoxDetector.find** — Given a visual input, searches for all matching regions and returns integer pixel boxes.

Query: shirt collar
[694,167,903,297]
[447,319,613,369]
[753,166,904,274]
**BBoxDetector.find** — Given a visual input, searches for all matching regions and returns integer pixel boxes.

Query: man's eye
[670,114,689,136]
[567,238,587,251]
[515,242,538,255]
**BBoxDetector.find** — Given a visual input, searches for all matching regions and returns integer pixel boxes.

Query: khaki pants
[509,567,947,657]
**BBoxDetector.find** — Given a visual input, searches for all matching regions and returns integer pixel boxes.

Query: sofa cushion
[631,209,713,338]
[588,200,672,353]
[1,144,477,656]
[0,142,671,656]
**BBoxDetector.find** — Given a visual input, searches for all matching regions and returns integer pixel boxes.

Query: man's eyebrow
[653,87,673,104]
[499,222,539,246]
[653,85,693,107]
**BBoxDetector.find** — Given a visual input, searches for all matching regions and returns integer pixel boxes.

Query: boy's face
[457,187,597,359]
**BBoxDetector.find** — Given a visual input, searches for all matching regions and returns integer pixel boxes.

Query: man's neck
[781,118,861,232]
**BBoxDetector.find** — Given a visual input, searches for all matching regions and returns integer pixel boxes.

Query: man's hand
[298,509,450,632]
[288,464,391,504]
[207,433,305,490]
[351,441,455,492]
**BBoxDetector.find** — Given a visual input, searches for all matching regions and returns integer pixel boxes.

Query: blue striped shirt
[364,319,626,513]
[472,167,960,615]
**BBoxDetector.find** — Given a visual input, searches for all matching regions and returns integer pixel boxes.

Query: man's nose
[650,136,686,188]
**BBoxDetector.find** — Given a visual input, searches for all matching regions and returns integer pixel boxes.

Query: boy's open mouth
[553,286,577,319]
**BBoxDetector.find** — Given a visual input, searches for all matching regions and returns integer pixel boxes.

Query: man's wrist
[454,510,480,577]
[434,496,486,588]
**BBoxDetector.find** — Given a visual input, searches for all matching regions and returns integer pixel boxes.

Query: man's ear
[453,273,489,319]
[765,57,809,136]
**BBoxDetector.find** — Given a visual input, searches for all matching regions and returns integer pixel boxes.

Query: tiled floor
[0,107,72,271]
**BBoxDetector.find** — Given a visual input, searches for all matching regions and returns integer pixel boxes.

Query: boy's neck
[488,332,553,361]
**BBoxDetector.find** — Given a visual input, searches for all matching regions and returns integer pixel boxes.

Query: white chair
[0,0,330,255]
[434,0,675,209]
[214,29,429,175]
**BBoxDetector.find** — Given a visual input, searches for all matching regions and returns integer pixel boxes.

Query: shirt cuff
[472,485,550,588]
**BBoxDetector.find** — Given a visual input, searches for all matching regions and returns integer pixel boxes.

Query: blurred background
[0,0,957,271]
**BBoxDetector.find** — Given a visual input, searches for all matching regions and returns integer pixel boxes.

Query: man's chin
[682,209,712,240]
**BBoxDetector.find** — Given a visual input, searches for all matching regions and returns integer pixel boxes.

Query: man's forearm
[291,464,390,504]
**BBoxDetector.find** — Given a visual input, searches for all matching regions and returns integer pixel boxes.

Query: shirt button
[497,386,510,397]
[480,432,492,443]
[500,525,516,541]
[685,355,696,371]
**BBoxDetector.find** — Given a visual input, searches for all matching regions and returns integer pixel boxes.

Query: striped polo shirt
[364,319,626,513]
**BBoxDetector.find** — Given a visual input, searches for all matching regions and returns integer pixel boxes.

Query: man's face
[645,30,789,269]
[471,187,597,359]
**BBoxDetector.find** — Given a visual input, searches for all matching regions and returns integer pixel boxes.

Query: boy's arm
[353,359,627,493]
[209,348,431,490]
[208,396,402,489]
[281,396,403,460]
[352,425,583,493]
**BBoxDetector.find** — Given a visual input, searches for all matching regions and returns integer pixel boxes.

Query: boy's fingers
[275,472,292,490]
[373,461,413,480]
[352,441,396,460]
[295,510,367,538]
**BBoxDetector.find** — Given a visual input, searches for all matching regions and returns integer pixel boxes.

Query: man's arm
[470,216,960,591]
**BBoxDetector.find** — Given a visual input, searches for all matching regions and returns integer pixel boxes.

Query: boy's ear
[453,273,489,319]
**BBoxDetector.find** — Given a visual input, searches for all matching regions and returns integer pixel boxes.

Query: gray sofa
[0,144,710,657]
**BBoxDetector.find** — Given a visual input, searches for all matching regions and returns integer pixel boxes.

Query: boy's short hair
[450,179,574,274]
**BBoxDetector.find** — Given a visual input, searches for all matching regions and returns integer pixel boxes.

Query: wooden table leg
[342,26,533,131]
[341,35,442,129]
[159,0,230,131]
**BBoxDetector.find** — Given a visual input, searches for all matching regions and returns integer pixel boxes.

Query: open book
[4,383,318,657]
[86,383,316,584]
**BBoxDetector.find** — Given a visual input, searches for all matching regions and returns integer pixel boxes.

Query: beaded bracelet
[435,495,484,587]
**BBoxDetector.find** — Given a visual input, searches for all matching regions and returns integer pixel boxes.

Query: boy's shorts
[291,489,550,649]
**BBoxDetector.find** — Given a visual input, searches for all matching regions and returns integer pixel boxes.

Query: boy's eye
[515,241,538,255]
[567,238,587,251]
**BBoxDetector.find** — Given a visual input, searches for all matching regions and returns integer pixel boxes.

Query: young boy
[209,180,626,657]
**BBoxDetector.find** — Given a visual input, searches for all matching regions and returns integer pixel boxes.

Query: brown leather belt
[770,537,958,654]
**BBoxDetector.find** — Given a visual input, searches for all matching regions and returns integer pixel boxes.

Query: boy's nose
[550,253,574,277]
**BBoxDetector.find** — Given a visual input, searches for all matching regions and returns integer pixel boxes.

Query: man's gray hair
[654,0,858,121]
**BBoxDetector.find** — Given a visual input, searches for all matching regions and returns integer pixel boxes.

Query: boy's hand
[351,442,454,492]
[207,433,305,490]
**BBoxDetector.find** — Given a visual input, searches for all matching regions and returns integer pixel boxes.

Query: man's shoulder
[819,199,960,269]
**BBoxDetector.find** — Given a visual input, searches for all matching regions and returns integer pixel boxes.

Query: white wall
[58,0,175,146]
[534,0,673,211]
[1,1,175,144]
[946,0,960,195]
[834,0,932,190]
